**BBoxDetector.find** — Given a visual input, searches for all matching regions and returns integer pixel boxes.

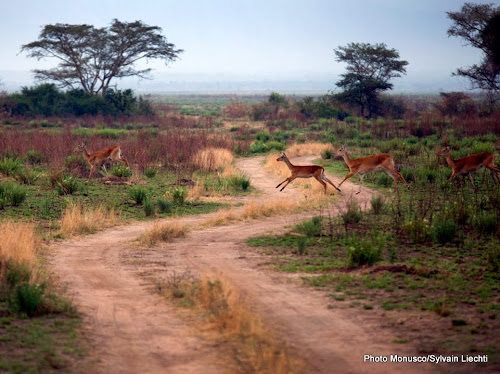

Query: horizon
[0,0,493,95]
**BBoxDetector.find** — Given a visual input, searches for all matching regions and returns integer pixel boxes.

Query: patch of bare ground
[47,155,488,373]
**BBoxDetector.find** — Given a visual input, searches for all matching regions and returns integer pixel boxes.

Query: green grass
[0,302,89,373]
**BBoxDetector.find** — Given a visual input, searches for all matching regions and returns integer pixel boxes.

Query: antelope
[75,142,129,180]
[435,146,500,186]
[275,153,341,193]
[335,145,408,194]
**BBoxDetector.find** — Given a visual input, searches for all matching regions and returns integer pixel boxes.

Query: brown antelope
[335,145,408,194]
[276,153,341,193]
[436,146,500,186]
[75,142,129,180]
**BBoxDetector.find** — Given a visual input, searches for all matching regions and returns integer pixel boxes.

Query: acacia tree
[447,3,500,101]
[334,42,408,118]
[21,19,183,96]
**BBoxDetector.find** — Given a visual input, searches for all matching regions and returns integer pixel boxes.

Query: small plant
[171,187,187,205]
[295,216,323,237]
[403,218,430,243]
[296,236,307,255]
[143,197,156,217]
[15,168,40,185]
[10,282,46,317]
[432,217,457,244]
[156,199,172,214]
[110,164,132,178]
[472,211,498,234]
[345,232,386,267]
[341,200,362,226]
[485,245,500,273]
[0,181,27,207]
[56,176,81,195]
[0,157,23,176]
[129,185,148,205]
[229,175,251,191]
[144,166,157,178]
[25,150,46,165]
[370,195,385,215]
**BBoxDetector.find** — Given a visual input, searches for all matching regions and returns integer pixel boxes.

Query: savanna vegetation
[0,2,499,371]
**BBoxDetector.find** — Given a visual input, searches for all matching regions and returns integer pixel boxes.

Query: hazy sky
[0,0,497,92]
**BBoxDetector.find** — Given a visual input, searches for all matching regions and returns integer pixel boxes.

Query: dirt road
[49,156,439,373]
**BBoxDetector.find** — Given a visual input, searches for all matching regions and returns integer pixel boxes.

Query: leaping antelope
[335,145,408,194]
[275,153,341,193]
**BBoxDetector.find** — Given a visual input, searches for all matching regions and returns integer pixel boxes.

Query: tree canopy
[334,42,408,118]
[447,2,500,100]
[21,19,183,96]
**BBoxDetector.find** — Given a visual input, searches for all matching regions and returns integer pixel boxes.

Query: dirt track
[49,156,440,373]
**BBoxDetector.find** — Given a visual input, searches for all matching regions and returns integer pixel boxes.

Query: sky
[0,0,497,93]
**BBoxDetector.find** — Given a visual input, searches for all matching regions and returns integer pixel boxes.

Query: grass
[59,201,120,237]
[157,272,304,374]
[137,220,189,246]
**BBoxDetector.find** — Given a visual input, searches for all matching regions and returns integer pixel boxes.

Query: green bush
[25,150,46,165]
[485,245,500,273]
[143,198,156,217]
[10,282,46,317]
[171,187,187,205]
[0,157,23,176]
[56,176,81,195]
[0,181,27,207]
[472,211,498,234]
[110,164,132,178]
[295,216,323,237]
[346,233,385,267]
[129,186,148,205]
[144,166,157,178]
[341,201,362,225]
[156,199,172,214]
[370,195,385,215]
[432,217,457,244]
[229,175,251,191]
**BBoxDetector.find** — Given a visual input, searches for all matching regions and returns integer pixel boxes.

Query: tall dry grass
[284,142,334,157]
[0,221,39,269]
[137,220,189,247]
[174,272,304,374]
[60,202,120,237]
[193,147,233,172]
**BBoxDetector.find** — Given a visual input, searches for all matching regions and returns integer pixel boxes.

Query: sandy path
[49,156,439,373]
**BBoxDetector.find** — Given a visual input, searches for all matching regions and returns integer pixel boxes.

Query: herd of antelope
[74,141,500,194]
[276,145,500,194]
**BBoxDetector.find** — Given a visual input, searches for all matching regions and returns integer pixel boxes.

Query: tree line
[1,2,499,119]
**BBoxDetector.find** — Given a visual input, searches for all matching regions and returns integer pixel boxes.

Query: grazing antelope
[435,146,500,186]
[75,142,129,180]
[275,153,341,193]
[335,145,408,194]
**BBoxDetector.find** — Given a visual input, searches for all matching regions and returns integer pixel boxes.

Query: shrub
[144,166,157,178]
[56,176,81,195]
[341,200,362,225]
[143,198,156,217]
[0,181,27,207]
[15,168,39,185]
[472,211,498,234]
[295,216,323,238]
[228,175,251,191]
[25,150,46,165]
[370,195,385,215]
[403,218,430,243]
[0,157,23,176]
[110,164,132,178]
[156,199,172,214]
[485,245,500,273]
[171,187,187,205]
[129,186,148,205]
[346,233,385,267]
[432,217,457,244]
[10,282,46,317]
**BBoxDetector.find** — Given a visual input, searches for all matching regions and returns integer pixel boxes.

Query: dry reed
[60,202,119,236]
[0,221,39,268]
[137,220,189,246]
[193,147,233,172]
[284,142,334,157]
[191,273,304,374]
